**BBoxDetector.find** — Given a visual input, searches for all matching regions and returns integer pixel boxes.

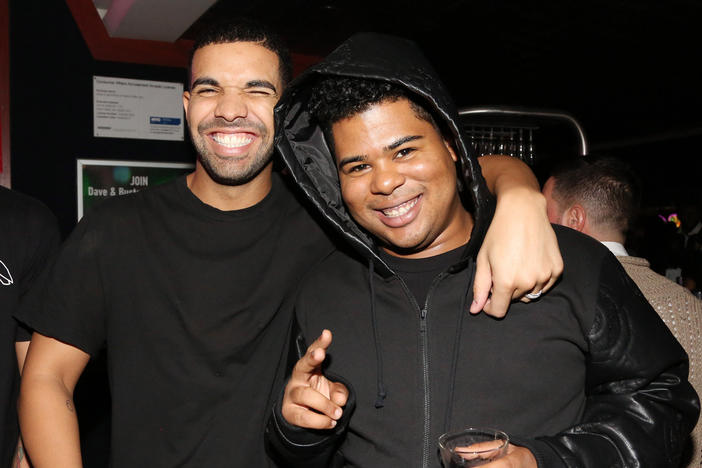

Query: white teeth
[382,197,418,218]
[212,133,254,148]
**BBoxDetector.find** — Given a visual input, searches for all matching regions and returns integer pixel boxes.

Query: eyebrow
[190,77,277,93]
[338,155,366,170]
[337,135,425,170]
[191,77,219,89]
[245,80,278,93]
[384,135,423,151]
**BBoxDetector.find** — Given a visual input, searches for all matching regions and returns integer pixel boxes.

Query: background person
[542,155,702,467]
[0,185,60,468]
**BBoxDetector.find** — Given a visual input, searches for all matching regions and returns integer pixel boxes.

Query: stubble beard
[191,119,274,186]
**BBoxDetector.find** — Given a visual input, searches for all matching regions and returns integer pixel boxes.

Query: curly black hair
[308,76,440,148]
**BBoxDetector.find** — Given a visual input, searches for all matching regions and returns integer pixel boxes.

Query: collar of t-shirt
[379,244,467,308]
[601,241,628,257]
[176,173,284,222]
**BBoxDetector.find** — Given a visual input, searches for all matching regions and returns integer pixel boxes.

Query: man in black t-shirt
[0,186,60,467]
[17,20,563,467]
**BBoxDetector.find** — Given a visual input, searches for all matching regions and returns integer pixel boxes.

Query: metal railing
[458,106,588,164]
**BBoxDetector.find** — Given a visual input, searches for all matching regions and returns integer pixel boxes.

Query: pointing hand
[282,329,349,429]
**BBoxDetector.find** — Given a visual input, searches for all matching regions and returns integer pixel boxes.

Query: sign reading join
[93,76,184,141]
[77,159,194,220]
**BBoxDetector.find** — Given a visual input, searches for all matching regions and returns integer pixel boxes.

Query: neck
[588,226,626,245]
[186,162,273,211]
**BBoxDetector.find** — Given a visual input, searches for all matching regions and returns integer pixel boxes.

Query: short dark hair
[550,156,642,233]
[187,18,292,89]
[308,76,441,149]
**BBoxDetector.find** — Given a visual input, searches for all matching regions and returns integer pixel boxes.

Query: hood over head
[275,32,495,276]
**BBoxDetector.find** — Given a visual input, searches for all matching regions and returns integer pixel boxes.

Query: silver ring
[525,290,543,300]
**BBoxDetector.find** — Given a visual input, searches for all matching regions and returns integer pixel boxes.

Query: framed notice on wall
[77,159,194,220]
[93,76,184,141]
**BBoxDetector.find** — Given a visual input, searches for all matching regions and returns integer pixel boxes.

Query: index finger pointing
[293,329,333,376]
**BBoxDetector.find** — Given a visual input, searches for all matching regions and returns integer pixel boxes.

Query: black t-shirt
[0,186,60,466]
[380,245,466,307]
[17,174,333,467]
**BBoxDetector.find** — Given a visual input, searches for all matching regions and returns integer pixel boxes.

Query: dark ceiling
[183,0,702,153]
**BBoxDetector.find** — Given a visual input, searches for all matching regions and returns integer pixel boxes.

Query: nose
[214,90,247,122]
[370,163,405,195]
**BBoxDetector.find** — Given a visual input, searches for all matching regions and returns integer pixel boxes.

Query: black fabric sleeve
[265,318,356,467]
[515,254,700,467]
[12,201,61,342]
[15,213,108,356]
[14,322,32,342]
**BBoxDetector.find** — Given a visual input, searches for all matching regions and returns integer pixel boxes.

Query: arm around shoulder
[19,332,90,468]
[473,155,563,317]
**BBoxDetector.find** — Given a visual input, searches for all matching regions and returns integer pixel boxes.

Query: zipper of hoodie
[397,271,449,468]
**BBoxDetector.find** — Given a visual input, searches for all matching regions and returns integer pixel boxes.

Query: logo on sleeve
[0,260,13,286]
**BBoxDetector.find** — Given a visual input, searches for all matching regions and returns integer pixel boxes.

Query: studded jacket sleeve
[514,253,700,467]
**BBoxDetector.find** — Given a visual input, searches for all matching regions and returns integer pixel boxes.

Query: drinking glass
[438,428,509,467]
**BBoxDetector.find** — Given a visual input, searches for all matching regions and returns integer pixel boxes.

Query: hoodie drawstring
[368,258,474,416]
[368,260,388,408]
[443,264,474,432]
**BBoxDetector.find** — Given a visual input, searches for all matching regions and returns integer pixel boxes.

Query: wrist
[481,155,540,195]
[495,186,546,211]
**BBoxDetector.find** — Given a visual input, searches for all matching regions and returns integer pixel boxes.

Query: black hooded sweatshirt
[266,33,699,467]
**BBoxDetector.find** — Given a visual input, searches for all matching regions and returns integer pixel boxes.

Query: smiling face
[332,98,473,259]
[183,41,282,186]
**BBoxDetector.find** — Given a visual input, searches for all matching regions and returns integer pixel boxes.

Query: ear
[443,138,459,162]
[563,204,587,232]
[182,91,191,118]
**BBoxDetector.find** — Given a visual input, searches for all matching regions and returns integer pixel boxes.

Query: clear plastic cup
[438,428,509,467]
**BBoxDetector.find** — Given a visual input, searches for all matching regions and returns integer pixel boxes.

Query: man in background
[0,185,60,467]
[543,155,702,467]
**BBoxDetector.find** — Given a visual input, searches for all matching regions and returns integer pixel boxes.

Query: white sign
[93,76,184,141]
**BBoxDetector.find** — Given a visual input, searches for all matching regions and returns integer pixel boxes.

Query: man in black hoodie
[267,33,699,467]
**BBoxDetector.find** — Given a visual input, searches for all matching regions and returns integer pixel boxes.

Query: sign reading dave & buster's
[77,159,193,220]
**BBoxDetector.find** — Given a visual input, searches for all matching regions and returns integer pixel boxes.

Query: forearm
[478,154,540,195]
[479,154,546,220]
[527,372,698,467]
[19,374,83,467]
